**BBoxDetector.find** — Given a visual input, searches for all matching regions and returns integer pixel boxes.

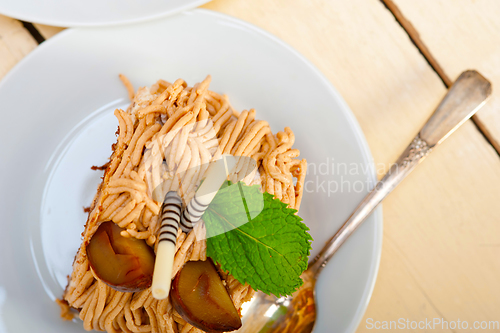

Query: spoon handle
[309,70,491,275]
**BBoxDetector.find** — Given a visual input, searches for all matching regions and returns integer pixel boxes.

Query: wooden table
[2,0,500,331]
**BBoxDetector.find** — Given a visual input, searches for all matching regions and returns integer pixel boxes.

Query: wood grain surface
[33,23,64,39]
[0,15,37,78]
[202,1,500,330]
[392,0,500,155]
[1,0,500,331]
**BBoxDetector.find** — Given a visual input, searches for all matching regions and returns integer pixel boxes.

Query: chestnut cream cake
[60,75,311,333]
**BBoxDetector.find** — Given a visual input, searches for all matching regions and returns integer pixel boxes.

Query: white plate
[0,0,209,27]
[0,9,382,333]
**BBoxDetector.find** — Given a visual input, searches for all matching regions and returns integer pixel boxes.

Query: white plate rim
[0,8,383,333]
[0,0,210,27]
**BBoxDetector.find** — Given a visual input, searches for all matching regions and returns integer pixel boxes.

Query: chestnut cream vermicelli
[60,75,307,333]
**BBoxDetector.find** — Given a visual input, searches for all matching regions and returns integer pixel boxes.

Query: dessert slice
[60,75,308,333]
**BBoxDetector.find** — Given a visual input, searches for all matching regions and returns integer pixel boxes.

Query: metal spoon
[237,70,492,333]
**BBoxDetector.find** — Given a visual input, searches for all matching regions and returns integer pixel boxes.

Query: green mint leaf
[203,181,313,297]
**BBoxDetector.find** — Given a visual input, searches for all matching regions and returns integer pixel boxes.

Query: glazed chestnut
[171,259,242,332]
[87,221,155,292]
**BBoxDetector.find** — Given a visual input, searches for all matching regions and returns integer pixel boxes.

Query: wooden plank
[33,23,65,39]
[202,0,500,330]
[389,0,500,153]
[381,0,453,87]
[0,15,37,79]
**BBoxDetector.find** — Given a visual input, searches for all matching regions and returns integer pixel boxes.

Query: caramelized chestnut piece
[87,221,155,292]
[171,259,242,332]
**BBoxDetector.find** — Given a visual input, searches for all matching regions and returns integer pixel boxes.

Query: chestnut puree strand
[61,76,307,333]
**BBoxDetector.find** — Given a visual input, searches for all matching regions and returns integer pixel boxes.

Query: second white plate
[0,9,382,333]
[0,0,210,27]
